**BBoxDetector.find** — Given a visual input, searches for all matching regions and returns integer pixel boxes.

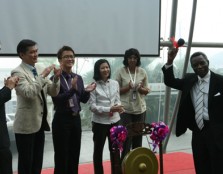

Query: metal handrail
[160,41,223,48]
[163,0,198,153]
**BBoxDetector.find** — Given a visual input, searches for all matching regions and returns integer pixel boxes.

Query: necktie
[66,74,72,87]
[195,80,204,130]
[32,68,38,77]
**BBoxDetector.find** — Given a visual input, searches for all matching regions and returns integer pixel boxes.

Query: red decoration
[170,37,185,49]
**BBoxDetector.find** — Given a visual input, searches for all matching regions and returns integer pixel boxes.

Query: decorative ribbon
[150,121,169,152]
[110,125,128,152]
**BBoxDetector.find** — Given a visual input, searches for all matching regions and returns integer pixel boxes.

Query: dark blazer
[162,66,223,140]
[0,86,11,149]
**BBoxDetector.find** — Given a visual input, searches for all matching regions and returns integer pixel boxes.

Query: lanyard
[61,74,72,90]
[127,67,136,86]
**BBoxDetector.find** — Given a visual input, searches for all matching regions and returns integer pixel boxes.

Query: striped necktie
[195,80,204,130]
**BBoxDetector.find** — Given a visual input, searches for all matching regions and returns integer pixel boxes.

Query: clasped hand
[129,80,150,95]
[41,64,61,79]
[110,104,125,114]
[5,76,19,89]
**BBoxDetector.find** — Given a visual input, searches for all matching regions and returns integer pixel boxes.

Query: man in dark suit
[0,76,19,174]
[162,49,223,174]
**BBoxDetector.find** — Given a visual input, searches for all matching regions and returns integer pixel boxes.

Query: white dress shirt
[165,64,210,120]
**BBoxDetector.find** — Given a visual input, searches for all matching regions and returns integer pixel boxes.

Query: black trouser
[15,129,45,174]
[0,148,12,174]
[52,113,82,174]
[120,112,146,162]
[192,121,223,174]
[92,122,121,174]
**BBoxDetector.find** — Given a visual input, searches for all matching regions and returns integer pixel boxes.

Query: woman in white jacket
[88,59,124,174]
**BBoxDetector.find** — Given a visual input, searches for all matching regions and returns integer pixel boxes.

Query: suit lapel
[182,75,198,98]
[21,63,35,81]
[187,75,198,90]
[208,72,217,106]
[21,63,44,101]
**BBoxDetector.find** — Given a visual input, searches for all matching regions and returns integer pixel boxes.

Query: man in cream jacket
[11,39,61,174]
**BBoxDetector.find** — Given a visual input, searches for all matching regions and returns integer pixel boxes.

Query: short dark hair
[17,39,37,57]
[190,51,209,63]
[93,59,111,81]
[123,48,141,67]
[57,46,75,60]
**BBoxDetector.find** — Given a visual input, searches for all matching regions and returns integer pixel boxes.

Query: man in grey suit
[11,39,61,174]
[162,49,223,174]
[0,76,19,174]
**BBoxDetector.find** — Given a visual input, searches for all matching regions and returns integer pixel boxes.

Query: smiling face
[20,45,38,66]
[59,50,75,72]
[127,55,138,68]
[191,54,209,78]
[99,62,110,81]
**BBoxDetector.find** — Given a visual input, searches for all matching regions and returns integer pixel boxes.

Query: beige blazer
[11,62,60,134]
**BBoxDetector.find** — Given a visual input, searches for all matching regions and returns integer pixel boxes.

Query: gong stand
[126,122,164,174]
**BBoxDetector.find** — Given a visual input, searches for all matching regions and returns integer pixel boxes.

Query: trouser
[15,129,45,174]
[192,121,223,174]
[92,122,122,174]
[52,113,82,174]
[0,148,12,174]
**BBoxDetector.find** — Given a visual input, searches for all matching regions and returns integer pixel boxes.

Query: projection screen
[0,0,160,56]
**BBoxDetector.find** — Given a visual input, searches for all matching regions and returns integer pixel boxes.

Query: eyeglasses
[62,55,75,59]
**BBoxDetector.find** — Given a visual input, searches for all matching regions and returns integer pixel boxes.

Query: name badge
[68,99,74,107]
[132,90,137,100]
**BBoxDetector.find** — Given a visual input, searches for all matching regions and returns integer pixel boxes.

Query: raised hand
[167,48,178,65]
[136,81,143,90]
[85,82,96,92]
[41,64,56,77]
[71,75,78,90]
[5,76,19,89]
[53,66,62,79]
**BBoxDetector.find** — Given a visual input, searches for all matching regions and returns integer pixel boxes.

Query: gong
[122,147,158,174]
